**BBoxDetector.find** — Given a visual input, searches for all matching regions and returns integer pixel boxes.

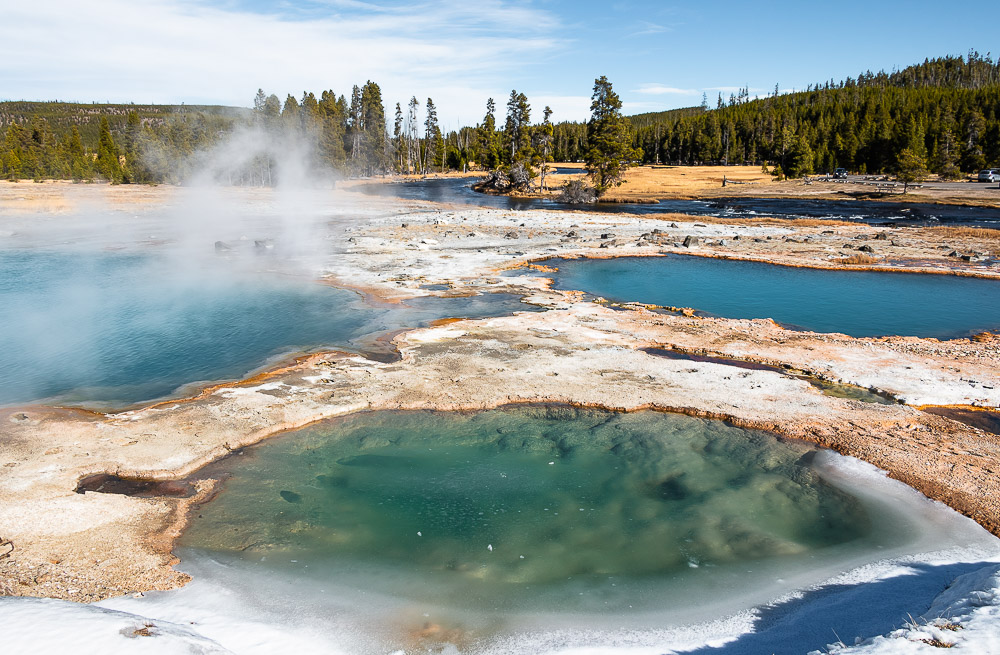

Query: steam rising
[0,127,371,407]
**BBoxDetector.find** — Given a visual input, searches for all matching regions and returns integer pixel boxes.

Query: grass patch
[835,254,879,265]
[925,226,1000,241]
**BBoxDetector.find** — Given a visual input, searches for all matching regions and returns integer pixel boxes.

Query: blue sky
[1,0,994,127]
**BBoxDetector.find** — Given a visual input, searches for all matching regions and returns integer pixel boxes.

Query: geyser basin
[0,249,528,407]
[173,407,998,651]
[545,255,1000,338]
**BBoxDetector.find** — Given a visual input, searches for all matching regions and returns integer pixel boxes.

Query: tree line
[0,104,235,183]
[626,53,1000,178]
[0,76,636,195]
[4,53,994,186]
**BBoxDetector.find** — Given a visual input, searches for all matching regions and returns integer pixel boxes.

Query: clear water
[183,409,890,616]
[0,249,529,408]
[170,407,1000,651]
[546,254,1000,338]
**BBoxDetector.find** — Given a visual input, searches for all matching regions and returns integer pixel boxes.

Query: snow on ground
[0,596,232,654]
[813,564,1000,654]
[4,559,1000,654]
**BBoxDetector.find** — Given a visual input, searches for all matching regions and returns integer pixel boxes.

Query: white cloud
[633,83,699,96]
[632,20,672,36]
[0,0,563,126]
[528,95,592,123]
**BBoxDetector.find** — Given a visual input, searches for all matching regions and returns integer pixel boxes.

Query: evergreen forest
[1,53,998,185]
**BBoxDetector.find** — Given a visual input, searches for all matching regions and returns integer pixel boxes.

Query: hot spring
[131,406,1000,653]
[0,249,529,408]
[544,255,1000,338]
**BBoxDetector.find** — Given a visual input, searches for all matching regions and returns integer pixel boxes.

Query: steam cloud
[0,127,373,407]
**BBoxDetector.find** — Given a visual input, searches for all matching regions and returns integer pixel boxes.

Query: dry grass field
[527,164,1000,208]
[532,164,773,201]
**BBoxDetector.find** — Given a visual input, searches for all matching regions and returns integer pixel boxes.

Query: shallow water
[350,177,1000,226]
[545,254,1000,338]
[0,249,530,408]
[175,407,999,651]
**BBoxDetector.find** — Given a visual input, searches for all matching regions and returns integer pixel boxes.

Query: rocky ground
[1,183,999,606]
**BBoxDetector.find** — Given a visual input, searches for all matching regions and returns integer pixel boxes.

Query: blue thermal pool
[543,254,1000,338]
[0,249,527,407]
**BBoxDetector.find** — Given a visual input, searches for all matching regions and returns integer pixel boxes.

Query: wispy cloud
[0,0,564,124]
[632,20,672,36]
[634,84,699,96]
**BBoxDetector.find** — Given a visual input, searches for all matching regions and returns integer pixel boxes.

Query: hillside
[2,54,998,184]
[630,53,1000,176]
[0,101,245,143]
[628,106,705,129]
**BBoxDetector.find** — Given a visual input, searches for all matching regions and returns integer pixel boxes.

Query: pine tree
[393,102,404,172]
[786,133,814,178]
[281,95,300,131]
[478,98,501,170]
[423,98,439,174]
[537,106,554,190]
[264,94,281,121]
[66,126,90,182]
[253,89,267,116]
[95,117,124,184]
[504,91,531,161]
[318,90,347,172]
[360,81,387,175]
[406,97,420,174]
[348,85,362,164]
[585,76,639,195]
[896,147,928,193]
[120,111,143,183]
[300,92,321,132]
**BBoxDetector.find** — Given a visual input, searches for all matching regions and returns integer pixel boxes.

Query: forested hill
[627,53,1000,177]
[628,107,705,130]
[0,101,247,183]
[0,102,244,142]
[2,53,998,184]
